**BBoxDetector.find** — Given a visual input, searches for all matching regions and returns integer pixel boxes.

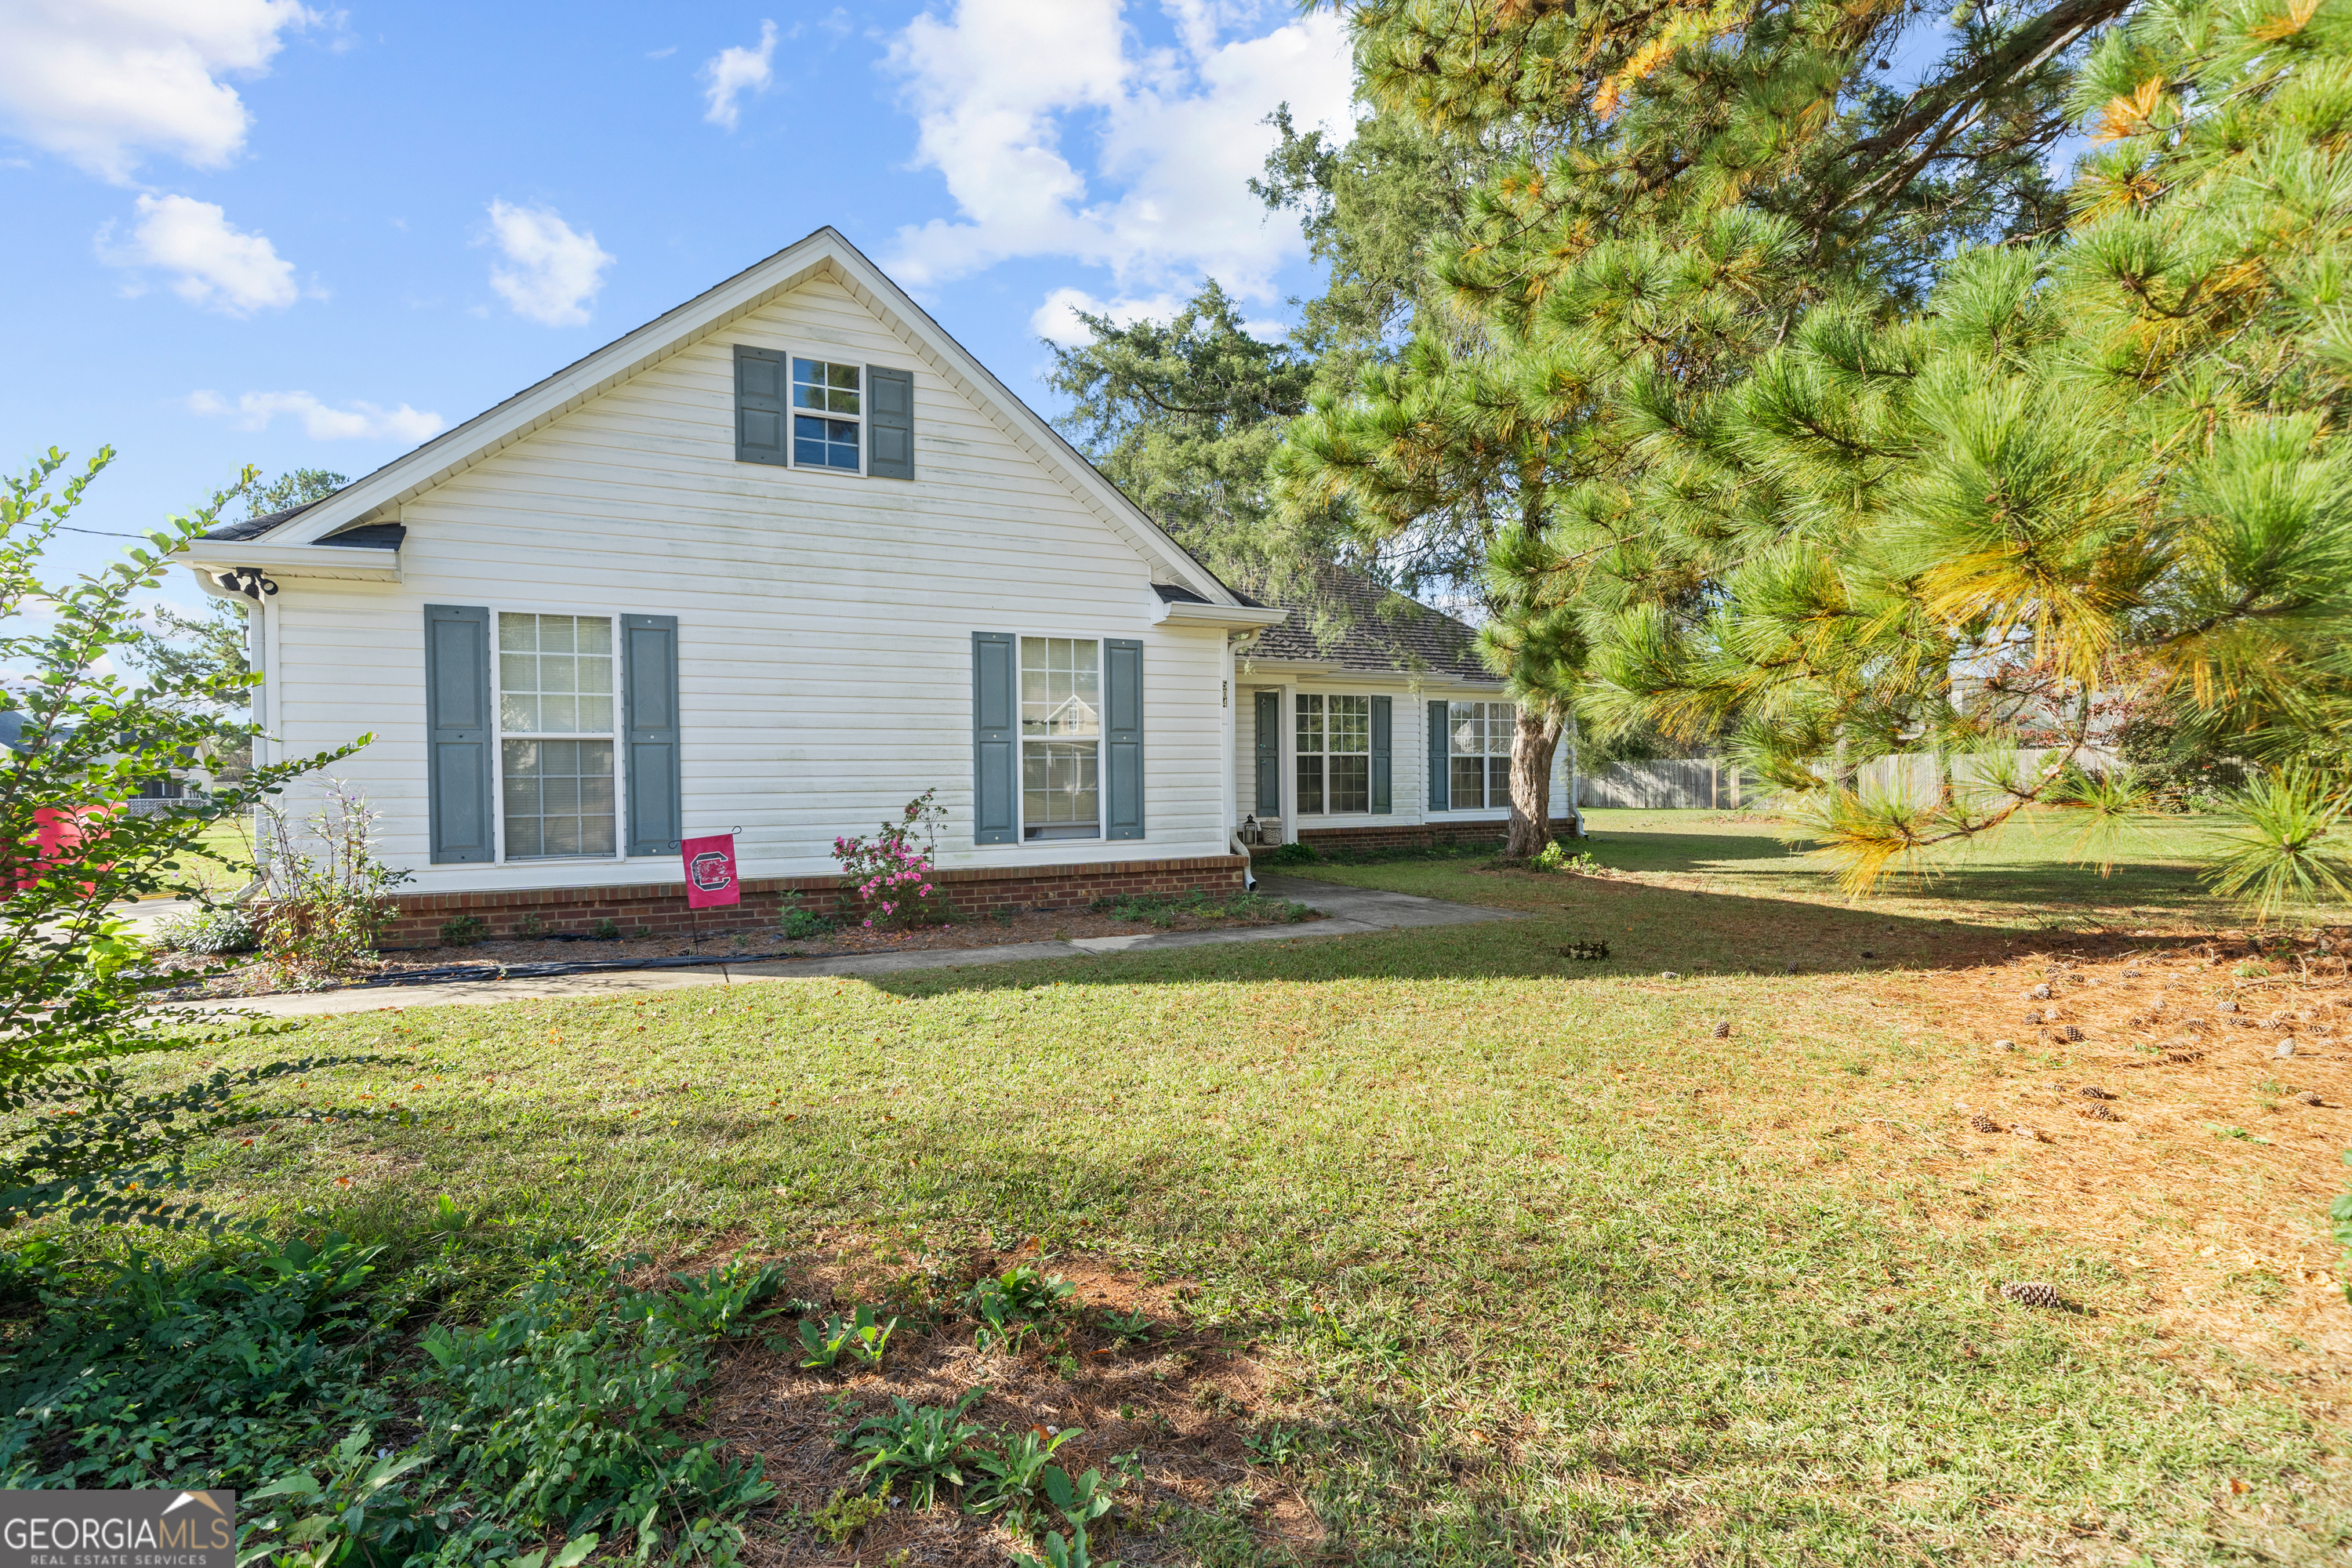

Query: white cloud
[884,0,1354,309]
[100,194,297,315]
[701,20,777,130]
[483,199,613,325]
[188,389,444,442]
[0,0,315,183]
[1030,285,1191,347]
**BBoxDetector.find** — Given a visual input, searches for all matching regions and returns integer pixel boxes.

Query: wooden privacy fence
[1573,758,1753,810]
[1568,748,2120,811]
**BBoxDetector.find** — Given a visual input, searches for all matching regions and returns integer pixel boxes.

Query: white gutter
[173,541,401,583]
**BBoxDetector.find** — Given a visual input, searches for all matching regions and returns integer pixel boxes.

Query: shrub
[0,1232,394,1490]
[151,903,258,955]
[1530,841,1599,875]
[779,891,837,942]
[0,449,365,1229]
[833,789,949,930]
[1261,840,1317,865]
[253,780,408,990]
[439,913,489,947]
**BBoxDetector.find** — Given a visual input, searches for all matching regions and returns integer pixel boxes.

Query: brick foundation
[1259,817,1581,858]
[366,852,1250,949]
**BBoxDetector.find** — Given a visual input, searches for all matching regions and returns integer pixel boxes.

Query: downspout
[194,568,270,905]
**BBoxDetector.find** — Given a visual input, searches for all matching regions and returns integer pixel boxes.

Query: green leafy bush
[151,903,259,955]
[1530,842,1599,875]
[438,913,489,947]
[0,1232,393,1490]
[777,893,837,942]
[1260,841,1317,866]
[417,1254,786,1558]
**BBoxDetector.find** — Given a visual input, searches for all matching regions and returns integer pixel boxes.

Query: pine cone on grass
[2077,1103,2121,1122]
[1998,1280,2072,1310]
[1711,1021,1731,1039]
[1968,1113,2002,1134]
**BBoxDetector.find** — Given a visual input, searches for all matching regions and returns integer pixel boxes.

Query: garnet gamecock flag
[681,833,740,909]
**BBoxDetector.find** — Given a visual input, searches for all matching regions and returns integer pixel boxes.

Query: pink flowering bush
[832,789,949,930]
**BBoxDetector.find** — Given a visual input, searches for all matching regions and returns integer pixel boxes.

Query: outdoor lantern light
[1243,814,1261,844]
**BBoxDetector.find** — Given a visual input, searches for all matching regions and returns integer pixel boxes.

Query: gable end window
[793,358,862,470]
[734,347,916,479]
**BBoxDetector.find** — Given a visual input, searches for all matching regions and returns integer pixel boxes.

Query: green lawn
[82,818,2343,1561]
[24,811,2349,1563]
[1301,808,2272,931]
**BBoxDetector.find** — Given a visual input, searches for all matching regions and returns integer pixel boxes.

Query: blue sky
[0,1,1357,596]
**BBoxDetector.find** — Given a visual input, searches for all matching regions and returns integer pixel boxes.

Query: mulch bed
[675,1238,1323,1567]
[154,902,1323,999]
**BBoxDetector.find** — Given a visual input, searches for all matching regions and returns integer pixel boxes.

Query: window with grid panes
[1019,637,1101,839]
[1296,694,1371,814]
[497,613,618,858]
[1447,701,1515,809]
[792,358,861,470]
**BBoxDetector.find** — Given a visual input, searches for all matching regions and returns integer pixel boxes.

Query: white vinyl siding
[258,272,1232,891]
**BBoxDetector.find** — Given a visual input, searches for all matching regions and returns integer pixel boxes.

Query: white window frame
[1445,699,1515,812]
[487,603,630,866]
[1017,632,1106,844]
[789,354,864,475]
[1296,691,1374,816]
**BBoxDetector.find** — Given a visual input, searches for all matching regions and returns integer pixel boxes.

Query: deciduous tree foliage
[0,450,363,1225]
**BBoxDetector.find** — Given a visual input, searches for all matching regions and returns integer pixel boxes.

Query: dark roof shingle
[1242,568,1497,683]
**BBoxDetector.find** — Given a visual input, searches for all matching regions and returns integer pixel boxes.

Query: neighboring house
[172,228,1547,946]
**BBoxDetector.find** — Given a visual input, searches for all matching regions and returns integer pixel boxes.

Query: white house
[175,229,1556,946]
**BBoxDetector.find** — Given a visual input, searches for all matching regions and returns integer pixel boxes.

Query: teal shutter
[425,604,493,864]
[1253,691,1279,815]
[623,615,681,856]
[868,366,914,479]
[1105,638,1143,840]
[1370,695,1392,814]
[735,346,786,465]
[973,633,1015,844]
[1427,699,1450,811]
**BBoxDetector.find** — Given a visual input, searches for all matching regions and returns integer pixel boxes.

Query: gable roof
[1227,568,1500,683]
[193,227,1243,607]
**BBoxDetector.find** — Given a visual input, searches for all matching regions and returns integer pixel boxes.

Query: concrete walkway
[195,873,1520,1018]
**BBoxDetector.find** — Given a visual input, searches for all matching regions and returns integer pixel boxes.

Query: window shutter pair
[423,606,681,864]
[735,347,913,479]
[971,633,1143,845]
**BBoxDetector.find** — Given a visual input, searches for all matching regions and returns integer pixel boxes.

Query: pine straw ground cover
[67,810,2352,1565]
